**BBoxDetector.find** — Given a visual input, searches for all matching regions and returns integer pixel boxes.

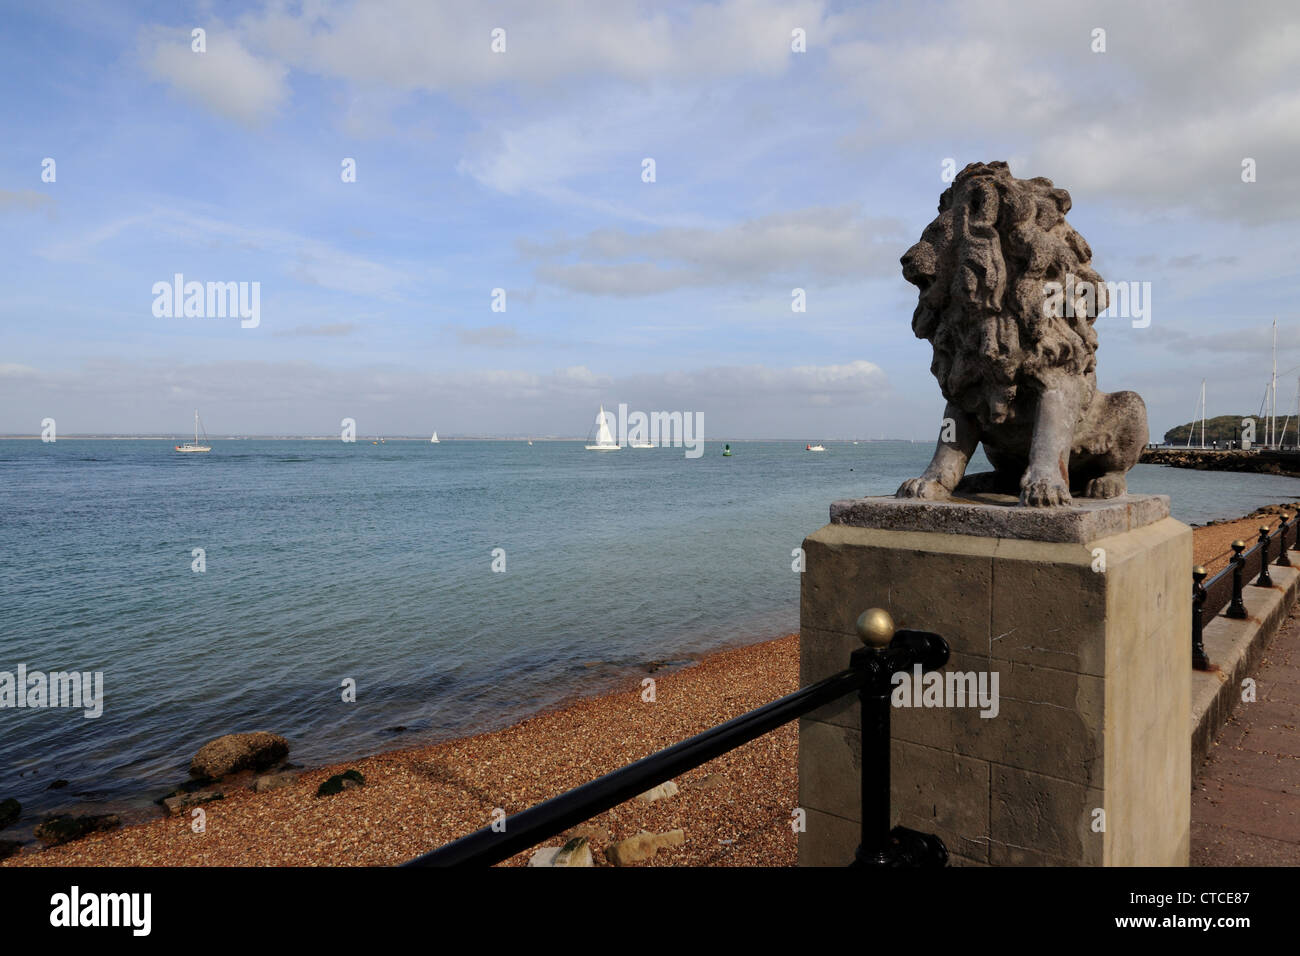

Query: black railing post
[849,609,949,868]
[1256,526,1274,587]
[1192,566,1210,671]
[856,651,891,865]
[1227,540,1248,618]
[1278,514,1293,568]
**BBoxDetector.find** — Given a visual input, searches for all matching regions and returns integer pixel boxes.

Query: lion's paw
[896,477,950,500]
[1083,473,1127,499]
[1020,475,1073,507]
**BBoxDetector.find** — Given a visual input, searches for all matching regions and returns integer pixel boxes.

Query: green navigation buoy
[722,443,732,456]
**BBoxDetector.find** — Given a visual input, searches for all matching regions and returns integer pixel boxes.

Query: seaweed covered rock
[0,798,19,830]
[34,813,121,847]
[162,790,224,816]
[316,769,364,797]
[190,732,289,779]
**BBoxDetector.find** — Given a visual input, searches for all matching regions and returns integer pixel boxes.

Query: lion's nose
[901,242,935,287]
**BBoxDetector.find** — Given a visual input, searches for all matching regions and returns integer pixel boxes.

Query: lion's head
[900,161,1104,426]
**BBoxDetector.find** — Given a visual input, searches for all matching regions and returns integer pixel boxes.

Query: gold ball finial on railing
[1232,540,1245,551]
[1193,565,1206,578]
[855,608,895,647]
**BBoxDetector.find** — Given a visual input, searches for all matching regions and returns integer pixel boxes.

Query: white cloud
[524,206,906,295]
[0,190,56,215]
[275,323,357,337]
[144,26,289,125]
[1146,322,1300,355]
[444,324,525,347]
[0,357,889,434]
[826,0,1300,223]
[240,0,826,92]
[37,207,410,297]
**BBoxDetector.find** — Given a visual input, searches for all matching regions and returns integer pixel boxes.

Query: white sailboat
[175,410,211,453]
[430,431,440,444]
[584,404,621,451]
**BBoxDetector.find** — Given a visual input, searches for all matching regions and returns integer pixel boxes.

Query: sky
[0,0,1297,439]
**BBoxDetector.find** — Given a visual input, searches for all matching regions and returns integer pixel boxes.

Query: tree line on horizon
[1163,414,1252,444]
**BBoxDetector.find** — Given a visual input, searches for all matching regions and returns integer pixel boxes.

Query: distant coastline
[0,435,925,442]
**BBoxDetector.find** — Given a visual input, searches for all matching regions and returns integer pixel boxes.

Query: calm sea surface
[1,439,1297,822]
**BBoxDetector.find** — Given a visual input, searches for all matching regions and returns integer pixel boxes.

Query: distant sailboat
[430,431,440,444]
[584,404,621,451]
[174,410,211,453]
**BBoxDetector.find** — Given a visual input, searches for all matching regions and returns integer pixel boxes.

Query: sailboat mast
[1200,380,1206,448]
[1271,319,1278,447]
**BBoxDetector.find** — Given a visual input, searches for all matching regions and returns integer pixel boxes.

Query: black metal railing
[405,610,951,868]
[1193,513,1295,670]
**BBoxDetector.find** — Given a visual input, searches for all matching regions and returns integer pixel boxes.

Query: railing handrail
[404,664,867,867]
[1194,513,1294,670]
[405,623,951,868]
[1208,518,1284,599]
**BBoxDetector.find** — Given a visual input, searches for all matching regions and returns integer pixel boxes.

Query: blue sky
[1,0,1297,439]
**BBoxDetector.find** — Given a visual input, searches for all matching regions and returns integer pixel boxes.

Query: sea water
[0,439,1295,821]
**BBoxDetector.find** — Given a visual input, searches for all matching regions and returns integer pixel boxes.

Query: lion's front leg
[897,402,980,499]
[1020,386,1082,507]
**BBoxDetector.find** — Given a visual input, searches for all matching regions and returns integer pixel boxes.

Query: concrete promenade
[1192,599,1300,864]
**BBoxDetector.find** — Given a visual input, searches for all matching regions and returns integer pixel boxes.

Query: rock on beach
[528,836,593,867]
[162,791,224,816]
[0,798,19,830]
[34,813,121,847]
[190,732,290,779]
[635,781,679,803]
[605,829,685,865]
[317,769,364,797]
[252,771,299,793]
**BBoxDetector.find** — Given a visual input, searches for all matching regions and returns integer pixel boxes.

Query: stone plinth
[798,494,1191,866]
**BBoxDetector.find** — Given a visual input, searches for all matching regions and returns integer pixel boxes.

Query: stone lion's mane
[912,162,1103,423]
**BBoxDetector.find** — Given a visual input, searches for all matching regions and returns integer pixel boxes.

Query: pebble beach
[2,504,1293,868]
[2,636,802,867]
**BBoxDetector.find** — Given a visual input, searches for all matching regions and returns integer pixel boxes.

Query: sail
[176,408,211,452]
[594,406,616,446]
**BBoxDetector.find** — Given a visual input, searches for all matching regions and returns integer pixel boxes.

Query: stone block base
[798,494,1191,866]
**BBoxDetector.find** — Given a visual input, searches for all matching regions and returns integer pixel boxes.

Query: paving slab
[1192,600,1300,865]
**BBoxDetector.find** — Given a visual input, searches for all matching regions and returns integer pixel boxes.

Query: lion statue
[895,161,1147,507]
